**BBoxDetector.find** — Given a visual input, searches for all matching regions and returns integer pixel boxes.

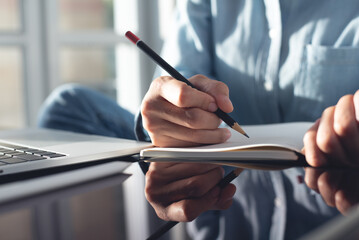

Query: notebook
[140,122,313,170]
[0,128,152,178]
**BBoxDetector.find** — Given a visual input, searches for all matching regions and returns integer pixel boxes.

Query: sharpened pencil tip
[232,123,250,138]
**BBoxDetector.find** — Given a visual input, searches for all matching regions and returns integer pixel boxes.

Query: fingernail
[224,129,232,140]
[208,102,218,112]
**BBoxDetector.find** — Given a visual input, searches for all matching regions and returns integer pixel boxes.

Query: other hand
[304,90,359,214]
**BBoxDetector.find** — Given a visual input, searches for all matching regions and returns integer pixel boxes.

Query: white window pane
[114,0,138,34]
[158,0,176,39]
[59,0,114,31]
[60,46,116,98]
[0,47,24,129]
[0,0,21,31]
[60,47,115,83]
[116,44,140,114]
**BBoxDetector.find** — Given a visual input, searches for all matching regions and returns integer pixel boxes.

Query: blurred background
[0,0,175,129]
[0,1,185,240]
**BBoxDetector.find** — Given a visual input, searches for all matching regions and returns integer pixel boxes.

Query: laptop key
[1,158,27,164]
[30,151,56,156]
[15,154,47,161]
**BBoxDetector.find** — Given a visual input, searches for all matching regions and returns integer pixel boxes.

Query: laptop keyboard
[0,142,66,165]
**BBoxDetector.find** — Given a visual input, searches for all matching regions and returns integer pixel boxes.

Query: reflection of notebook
[0,128,152,178]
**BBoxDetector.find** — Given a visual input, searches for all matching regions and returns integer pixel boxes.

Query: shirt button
[274,197,282,207]
[264,81,273,91]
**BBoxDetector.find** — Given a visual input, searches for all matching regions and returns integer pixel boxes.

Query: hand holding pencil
[126,31,248,147]
[141,74,236,147]
[145,162,238,222]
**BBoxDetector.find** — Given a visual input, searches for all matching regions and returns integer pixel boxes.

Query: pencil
[146,168,243,240]
[125,31,249,138]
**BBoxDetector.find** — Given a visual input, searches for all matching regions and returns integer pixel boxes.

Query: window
[0,1,176,239]
[0,0,175,128]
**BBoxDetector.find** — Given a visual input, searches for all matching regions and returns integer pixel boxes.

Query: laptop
[0,128,152,178]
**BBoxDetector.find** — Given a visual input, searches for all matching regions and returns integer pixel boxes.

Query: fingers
[147,162,223,182]
[156,76,218,111]
[146,164,224,203]
[189,75,234,113]
[147,99,222,130]
[303,119,327,167]
[142,75,233,147]
[317,171,342,207]
[333,95,359,164]
[160,168,225,203]
[304,93,359,167]
[304,92,359,214]
[316,106,347,163]
[145,162,240,222]
[354,90,359,122]
[304,167,323,192]
[147,122,231,147]
[160,183,236,222]
[305,169,359,215]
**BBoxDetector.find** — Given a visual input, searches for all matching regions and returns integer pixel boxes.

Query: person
[38,0,359,239]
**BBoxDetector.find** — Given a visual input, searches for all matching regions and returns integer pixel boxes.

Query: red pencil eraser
[125,31,140,44]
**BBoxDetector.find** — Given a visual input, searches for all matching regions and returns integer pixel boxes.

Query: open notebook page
[142,122,313,153]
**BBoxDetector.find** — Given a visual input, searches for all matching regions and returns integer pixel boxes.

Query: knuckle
[334,120,355,138]
[334,191,348,211]
[323,106,335,115]
[304,177,316,190]
[141,98,153,114]
[213,81,229,93]
[316,130,335,154]
[155,209,170,221]
[152,76,169,89]
[317,175,327,191]
[176,84,190,107]
[303,131,313,145]
[145,174,162,203]
[307,153,324,167]
[192,74,206,80]
[142,118,156,133]
[180,202,198,222]
[144,188,156,203]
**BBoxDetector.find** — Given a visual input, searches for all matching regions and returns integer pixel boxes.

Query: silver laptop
[0,128,152,177]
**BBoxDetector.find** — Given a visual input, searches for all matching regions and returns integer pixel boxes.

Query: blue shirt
[156,0,359,239]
